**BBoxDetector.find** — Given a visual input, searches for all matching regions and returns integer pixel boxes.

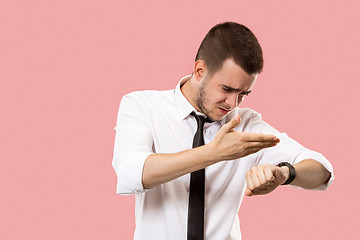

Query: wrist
[277,162,296,185]
[279,166,290,185]
[202,143,221,164]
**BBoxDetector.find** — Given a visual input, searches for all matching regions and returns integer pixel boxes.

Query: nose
[225,93,242,109]
[225,93,244,109]
[236,93,244,106]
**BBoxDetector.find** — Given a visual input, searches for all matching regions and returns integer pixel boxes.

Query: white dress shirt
[112,75,334,240]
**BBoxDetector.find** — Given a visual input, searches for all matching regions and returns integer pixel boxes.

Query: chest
[148,108,221,154]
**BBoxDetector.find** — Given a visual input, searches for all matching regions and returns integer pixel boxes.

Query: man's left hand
[245,164,290,196]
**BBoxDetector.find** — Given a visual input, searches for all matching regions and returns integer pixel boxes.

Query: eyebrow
[221,84,252,95]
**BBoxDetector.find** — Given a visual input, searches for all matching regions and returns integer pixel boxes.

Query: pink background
[1,0,359,239]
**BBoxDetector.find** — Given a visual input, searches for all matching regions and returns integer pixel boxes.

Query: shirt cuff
[114,151,153,195]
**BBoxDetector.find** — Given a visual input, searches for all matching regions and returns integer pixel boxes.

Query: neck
[180,75,202,113]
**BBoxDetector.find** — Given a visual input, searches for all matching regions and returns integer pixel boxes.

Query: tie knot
[190,112,212,129]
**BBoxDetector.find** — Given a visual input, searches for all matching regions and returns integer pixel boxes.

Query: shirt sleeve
[112,92,154,195]
[242,110,334,191]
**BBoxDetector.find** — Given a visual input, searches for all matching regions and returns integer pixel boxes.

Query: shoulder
[119,89,176,118]
[223,108,264,132]
[122,89,172,100]
[121,89,174,105]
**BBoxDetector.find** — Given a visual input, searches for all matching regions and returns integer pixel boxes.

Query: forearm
[142,145,218,189]
[291,159,331,189]
[141,119,279,190]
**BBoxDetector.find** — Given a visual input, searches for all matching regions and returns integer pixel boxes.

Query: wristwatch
[276,162,296,185]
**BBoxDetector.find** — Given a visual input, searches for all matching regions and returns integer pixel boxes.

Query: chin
[218,115,227,121]
[210,114,224,122]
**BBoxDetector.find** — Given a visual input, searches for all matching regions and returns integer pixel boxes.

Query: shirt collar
[174,75,197,120]
[174,75,227,126]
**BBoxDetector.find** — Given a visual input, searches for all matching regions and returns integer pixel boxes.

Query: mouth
[219,107,230,115]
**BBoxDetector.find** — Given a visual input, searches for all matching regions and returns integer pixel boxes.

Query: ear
[193,60,207,83]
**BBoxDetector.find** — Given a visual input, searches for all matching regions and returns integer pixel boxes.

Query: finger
[246,147,269,156]
[246,171,254,191]
[250,141,279,149]
[219,116,241,134]
[273,167,286,184]
[243,132,280,142]
[245,187,253,196]
[264,165,276,182]
[250,167,261,188]
[245,142,279,154]
[256,165,267,185]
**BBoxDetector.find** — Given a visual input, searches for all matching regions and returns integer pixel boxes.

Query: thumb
[245,187,253,197]
[273,167,286,185]
[220,116,241,133]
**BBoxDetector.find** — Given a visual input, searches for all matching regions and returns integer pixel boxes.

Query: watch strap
[277,162,296,185]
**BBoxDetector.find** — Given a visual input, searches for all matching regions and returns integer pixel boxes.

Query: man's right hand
[208,116,280,161]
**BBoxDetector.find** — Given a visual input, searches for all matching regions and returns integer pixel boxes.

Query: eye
[240,91,251,96]
[222,87,232,92]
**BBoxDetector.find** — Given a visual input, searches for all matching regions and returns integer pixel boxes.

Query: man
[112,22,334,240]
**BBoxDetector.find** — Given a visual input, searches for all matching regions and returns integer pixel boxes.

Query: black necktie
[187,111,212,240]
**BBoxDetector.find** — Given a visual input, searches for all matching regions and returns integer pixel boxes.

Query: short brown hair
[195,22,263,77]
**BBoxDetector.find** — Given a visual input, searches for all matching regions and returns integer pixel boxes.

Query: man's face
[196,58,257,122]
